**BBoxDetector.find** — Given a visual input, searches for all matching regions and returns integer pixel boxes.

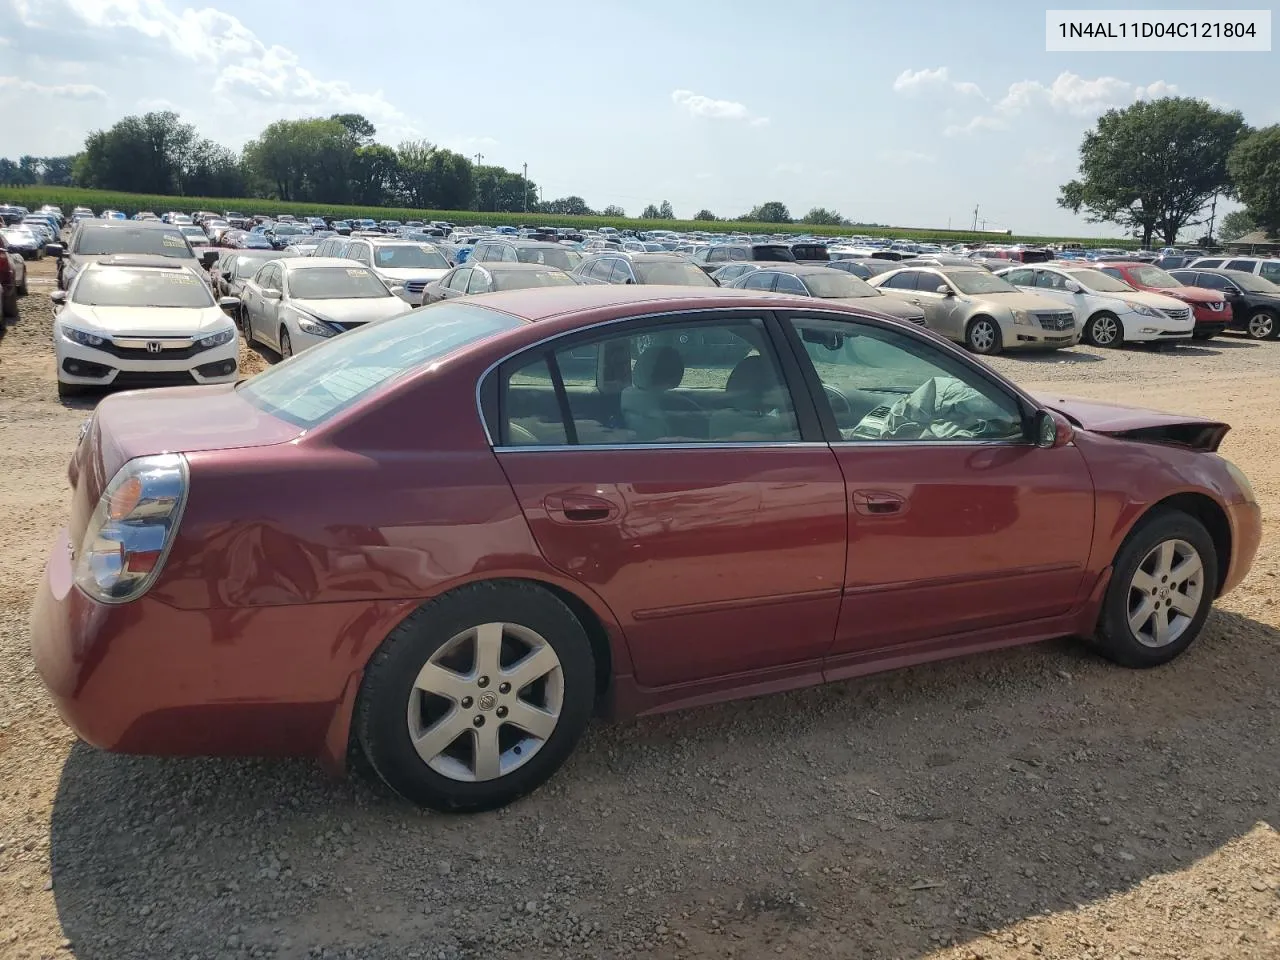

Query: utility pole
[474,152,483,167]
[523,162,528,213]
[972,204,979,231]
[1207,191,1218,244]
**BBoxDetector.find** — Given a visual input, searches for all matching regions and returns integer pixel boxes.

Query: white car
[994,263,1194,347]
[343,238,452,306]
[178,225,211,249]
[239,256,413,358]
[52,258,240,398]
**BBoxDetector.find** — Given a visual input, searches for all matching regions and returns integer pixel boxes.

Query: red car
[1096,261,1231,338]
[31,287,1261,812]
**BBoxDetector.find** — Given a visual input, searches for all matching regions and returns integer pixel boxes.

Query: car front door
[780,312,1095,673]
[256,264,284,348]
[492,311,847,689]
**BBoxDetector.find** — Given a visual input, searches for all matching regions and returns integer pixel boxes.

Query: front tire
[1093,509,1217,668]
[1245,309,1278,340]
[356,581,596,812]
[1,288,17,321]
[279,327,293,358]
[1083,311,1122,347]
[241,310,257,347]
[965,316,1002,355]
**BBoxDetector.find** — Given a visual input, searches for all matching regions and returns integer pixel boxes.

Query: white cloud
[947,72,1179,137]
[0,75,106,100]
[892,67,984,99]
[671,89,768,126]
[877,148,936,164]
[944,115,1009,138]
[1135,80,1178,100]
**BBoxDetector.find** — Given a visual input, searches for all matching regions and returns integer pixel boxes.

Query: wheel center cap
[477,692,497,711]
[1159,586,1170,599]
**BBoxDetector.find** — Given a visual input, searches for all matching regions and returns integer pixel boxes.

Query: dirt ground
[1,258,1277,960]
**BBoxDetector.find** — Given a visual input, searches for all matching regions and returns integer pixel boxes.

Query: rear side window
[1262,262,1280,282]
[1225,259,1256,272]
[240,303,523,428]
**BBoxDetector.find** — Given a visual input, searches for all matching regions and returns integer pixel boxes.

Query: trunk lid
[67,383,299,547]
[1035,393,1230,452]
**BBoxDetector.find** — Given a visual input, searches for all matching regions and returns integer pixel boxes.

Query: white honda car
[994,263,1194,347]
[52,258,240,398]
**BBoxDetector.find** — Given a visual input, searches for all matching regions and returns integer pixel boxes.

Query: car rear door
[491,310,847,689]
[778,311,1095,675]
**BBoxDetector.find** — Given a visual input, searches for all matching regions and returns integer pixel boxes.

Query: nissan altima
[31,286,1260,812]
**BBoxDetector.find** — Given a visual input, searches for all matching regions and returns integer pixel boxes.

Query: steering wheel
[823,383,852,419]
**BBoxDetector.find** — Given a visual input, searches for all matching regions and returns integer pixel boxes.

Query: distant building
[1225,230,1280,254]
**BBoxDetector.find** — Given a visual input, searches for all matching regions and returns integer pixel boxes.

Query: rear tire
[355,580,597,812]
[1245,309,1278,340]
[1093,509,1217,668]
[965,316,1002,355]
[1,288,17,321]
[1083,311,1122,347]
[279,327,293,359]
[241,311,256,347]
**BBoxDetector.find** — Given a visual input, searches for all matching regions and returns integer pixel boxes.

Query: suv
[342,237,452,304]
[572,251,718,287]
[470,239,584,273]
[56,219,218,290]
[1187,255,1280,284]
[1094,261,1230,339]
[690,243,796,274]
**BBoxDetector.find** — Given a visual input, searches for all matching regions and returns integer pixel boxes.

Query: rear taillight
[74,454,188,604]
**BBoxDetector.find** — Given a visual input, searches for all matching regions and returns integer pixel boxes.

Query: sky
[0,0,1276,235]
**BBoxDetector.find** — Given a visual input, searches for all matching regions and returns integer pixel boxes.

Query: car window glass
[1193,273,1227,290]
[1035,270,1067,290]
[1005,268,1034,285]
[881,271,919,290]
[774,274,808,295]
[708,247,728,263]
[1098,267,1123,281]
[446,268,471,291]
[1225,260,1255,272]
[501,318,800,446]
[501,245,519,262]
[502,357,569,445]
[1260,262,1280,282]
[1195,259,1224,268]
[466,269,490,294]
[729,248,747,261]
[789,316,1024,443]
[608,260,633,283]
[741,271,776,291]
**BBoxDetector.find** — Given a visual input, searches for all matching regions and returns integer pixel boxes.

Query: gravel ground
[1,261,1277,960]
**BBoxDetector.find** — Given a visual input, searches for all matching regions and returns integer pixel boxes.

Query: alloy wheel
[1091,315,1119,346]
[280,329,292,358]
[1127,539,1204,648]
[969,319,996,352]
[1247,312,1275,339]
[406,622,564,782]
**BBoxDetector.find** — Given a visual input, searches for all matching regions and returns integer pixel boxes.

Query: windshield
[373,245,450,269]
[492,269,577,291]
[802,271,879,298]
[1070,269,1133,292]
[288,266,391,300]
[1128,265,1180,288]
[239,303,524,427]
[75,226,194,258]
[947,271,1017,295]
[516,247,583,270]
[634,261,717,286]
[1230,271,1280,293]
[72,268,214,308]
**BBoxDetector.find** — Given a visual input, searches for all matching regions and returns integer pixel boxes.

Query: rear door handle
[852,490,906,517]
[544,494,619,524]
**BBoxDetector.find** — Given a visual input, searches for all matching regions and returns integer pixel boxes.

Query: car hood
[293,296,411,326]
[826,295,926,321]
[63,304,230,335]
[1110,290,1189,311]
[373,267,450,283]
[1035,394,1230,452]
[969,291,1074,311]
[1140,285,1223,304]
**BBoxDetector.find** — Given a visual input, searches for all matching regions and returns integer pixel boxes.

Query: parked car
[573,252,718,287]
[993,264,1193,348]
[178,224,212,250]
[214,250,285,302]
[239,257,412,357]
[29,285,1261,812]
[728,263,926,324]
[50,258,240,397]
[1094,261,1230,339]
[421,263,579,304]
[1168,268,1280,340]
[708,262,764,286]
[1187,256,1280,285]
[342,238,452,305]
[0,233,22,321]
[869,266,1079,354]
[823,258,904,280]
[55,219,218,290]
[1,225,43,259]
[470,239,585,274]
[690,243,796,274]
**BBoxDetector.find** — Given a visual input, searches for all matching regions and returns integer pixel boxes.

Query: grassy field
[0,185,1140,248]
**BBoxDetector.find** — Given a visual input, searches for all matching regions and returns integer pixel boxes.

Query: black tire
[1093,509,1218,669]
[17,272,28,296]
[1191,329,1215,341]
[1082,311,1122,348]
[279,327,292,358]
[355,580,597,812]
[57,381,87,399]
[1245,309,1278,341]
[1,288,17,321]
[241,310,256,347]
[964,315,1002,355]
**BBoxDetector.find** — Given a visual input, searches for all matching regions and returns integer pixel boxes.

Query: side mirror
[200,250,219,268]
[50,290,66,306]
[218,296,241,311]
[936,284,953,296]
[1064,280,1082,293]
[1034,409,1073,449]
[46,243,64,258]
[263,288,282,300]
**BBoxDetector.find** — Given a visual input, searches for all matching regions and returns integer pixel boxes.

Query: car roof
[76,219,178,230]
[1184,268,1258,278]
[279,256,358,270]
[748,263,842,275]
[470,262,569,273]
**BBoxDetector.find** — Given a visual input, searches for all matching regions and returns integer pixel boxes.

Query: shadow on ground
[50,610,1280,960]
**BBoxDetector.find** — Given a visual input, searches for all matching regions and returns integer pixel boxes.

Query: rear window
[74,226,194,258]
[633,261,717,286]
[516,247,583,270]
[751,245,797,262]
[238,302,524,428]
[491,269,577,291]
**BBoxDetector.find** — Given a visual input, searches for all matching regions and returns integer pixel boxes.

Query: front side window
[466,269,491,294]
[881,270,923,290]
[1260,262,1280,282]
[774,274,808,295]
[445,268,471,291]
[740,271,775,291]
[1225,260,1256,272]
[945,271,1017,295]
[789,316,1024,443]
[1005,268,1035,286]
[500,317,800,446]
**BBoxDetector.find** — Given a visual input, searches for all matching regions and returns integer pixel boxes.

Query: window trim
[774,309,1037,447]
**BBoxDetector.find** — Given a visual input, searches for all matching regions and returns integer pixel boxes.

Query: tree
[640,203,660,219]
[1058,97,1247,248]
[693,209,717,221]
[1228,125,1280,235]
[601,204,626,217]
[75,111,198,194]
[181,140,245,197]
[802,207,845,226]
[329,113,376,143]
[40,155,76,186]
[541,196,595,216]
[242,117,359,203]
[749,201,792,223]
[350,143,398,206]
[1218,209,1257,242]
[657,200,674,219]
[472,164,536,212]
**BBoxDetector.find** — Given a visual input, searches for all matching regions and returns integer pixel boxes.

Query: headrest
[725,354,772,396]
[632,346,684,391]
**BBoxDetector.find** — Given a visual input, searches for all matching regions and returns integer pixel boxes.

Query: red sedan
[1096,261,1231,338]
[31,286,1261,812]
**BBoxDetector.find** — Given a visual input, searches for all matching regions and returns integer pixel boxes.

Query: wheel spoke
[410,708,469,764]
[472,723,502,780]
[1152,605,1173,645]
[1131,569,1158,593]
[1170,591,1199,618]
[1129,595,1156,635]
[1169,552,1202,586]
[505,643,560,691]
[413,661,472,703]
[504,699,558,740]
[1154,541,1176,578]
[473,622,505,677]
